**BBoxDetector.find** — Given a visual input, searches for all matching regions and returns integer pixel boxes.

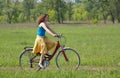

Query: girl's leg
[38,54,45,68]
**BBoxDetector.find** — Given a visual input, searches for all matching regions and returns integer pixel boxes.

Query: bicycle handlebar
[56,34,62,38]
[56,34,66,46]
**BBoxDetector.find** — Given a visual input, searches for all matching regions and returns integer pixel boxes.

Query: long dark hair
[37,14,48,25]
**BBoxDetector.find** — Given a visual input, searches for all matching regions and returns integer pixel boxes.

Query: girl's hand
[54,34,62,38]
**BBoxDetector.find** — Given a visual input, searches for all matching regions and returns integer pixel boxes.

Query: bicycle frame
[47,41,61,61]
[47,41,68,61]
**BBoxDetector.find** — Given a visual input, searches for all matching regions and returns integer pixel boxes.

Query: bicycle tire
[56,48,80,70]
[19,48,39,71]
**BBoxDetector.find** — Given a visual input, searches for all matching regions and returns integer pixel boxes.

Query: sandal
[38,64,45,69]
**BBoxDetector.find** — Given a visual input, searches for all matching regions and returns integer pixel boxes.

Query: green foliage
[18,13,26,22]
[72,3,88,21]
[0,15,7,23]
[35,2,47,14]
[0,16,3,22]
[0,0,120,23]
[91,18,98,24]
[48,9,56,22]
[0,0,4,15]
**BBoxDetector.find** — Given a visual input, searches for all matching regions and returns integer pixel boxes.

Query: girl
[32,14,59,68]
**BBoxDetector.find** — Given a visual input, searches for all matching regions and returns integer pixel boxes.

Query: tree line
[0,0,120,24]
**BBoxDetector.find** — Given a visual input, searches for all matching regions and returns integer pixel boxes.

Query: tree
[12,0,22,23]
[72,3,88,21]
[2,0,22,23]
[67,1,73,21]
[41,0,67,23]
[55,0,67,23]
[98,0,109,23]
[23,0,35,22]
[114,0,120,23]
[0,0,120,24]
[4,0,14,24]
[0,0,4,15]
[85,0,101,23]
[0,0,4,22]
[106,0,116,23]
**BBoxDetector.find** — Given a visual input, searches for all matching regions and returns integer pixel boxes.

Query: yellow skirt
[32,36,56,54]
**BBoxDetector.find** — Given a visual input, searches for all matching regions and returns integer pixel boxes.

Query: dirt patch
[0,66,20,70]
[79,66,119,71]
[118,62,120,66]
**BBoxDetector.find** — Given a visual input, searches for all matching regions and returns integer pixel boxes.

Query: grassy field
[0,23,120,78]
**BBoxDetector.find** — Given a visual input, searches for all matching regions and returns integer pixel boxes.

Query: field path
[0,66,119,71]
[79,66,120,71]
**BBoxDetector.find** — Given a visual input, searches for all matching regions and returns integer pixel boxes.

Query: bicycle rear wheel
[56,48,80,70]
[19,49,39,71]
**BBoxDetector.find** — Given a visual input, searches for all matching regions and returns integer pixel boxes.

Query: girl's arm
[40,22,57,37]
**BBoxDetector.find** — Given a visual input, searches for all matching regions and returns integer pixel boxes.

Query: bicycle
[19,35,80,71]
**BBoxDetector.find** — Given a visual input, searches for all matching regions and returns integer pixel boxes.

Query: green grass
[0,23,120,78]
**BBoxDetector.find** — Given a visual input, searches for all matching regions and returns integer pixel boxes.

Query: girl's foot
[38,63,45,69]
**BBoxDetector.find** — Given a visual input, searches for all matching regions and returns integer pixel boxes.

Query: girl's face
[45,15,49,22]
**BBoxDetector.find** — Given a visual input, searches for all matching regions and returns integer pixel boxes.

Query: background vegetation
[0,0,120,24]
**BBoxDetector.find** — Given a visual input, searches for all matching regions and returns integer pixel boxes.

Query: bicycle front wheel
[19,49,39,71]
[56,48,80,70]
